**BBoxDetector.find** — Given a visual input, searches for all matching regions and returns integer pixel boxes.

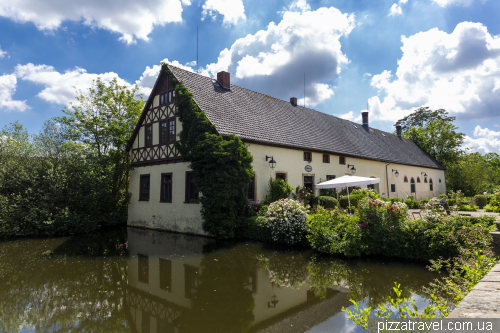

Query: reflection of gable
[126,284,188,332]
[250,288,351,333]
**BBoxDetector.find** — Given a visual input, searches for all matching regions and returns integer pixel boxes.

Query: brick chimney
[290,97,297,106]
[217,71,230,89]
[362,111,369,127]
[396,125,402,137]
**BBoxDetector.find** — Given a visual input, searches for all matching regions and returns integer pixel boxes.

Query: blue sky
[1,0,499,152]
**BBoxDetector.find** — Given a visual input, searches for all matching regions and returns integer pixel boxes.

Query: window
[424,177,428,183]
[439,179,442,183]
[404,176,408,183]
[410,177,416,193]
[184,265,199,299]
[391,184,396,192]
[304,176,314,192]
[138,254,149,284]
[160,119,176,144]
[429,179,433,191]
[276,173,287,181]
[159,259,172,292]
[326,175,336,180]
[367,184,375,190]
[247,175,255,200]
[323,154,330,163]
[417,177,421,183]
[339,156,346,165]
[160,92,168,105]
[160,173,172,202]
[185,172,199,203]
[145,124,152,146]
[140,175,150,201]
[304,152,312,161]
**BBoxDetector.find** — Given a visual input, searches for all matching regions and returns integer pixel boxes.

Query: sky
[0,0,499,153]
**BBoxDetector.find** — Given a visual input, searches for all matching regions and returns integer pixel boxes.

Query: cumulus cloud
[0,74,29,111]
[135,58,194,97]
[201,0,246,25]
[389,0,408,16]
[463,125,500,153]
[14,63,132,105]
[0,0,189,44]
[369,22,500,122]
[200,1,354,106]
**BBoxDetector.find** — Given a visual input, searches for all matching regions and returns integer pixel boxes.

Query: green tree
[395,106,456,132]
[446,153,498,196]
[402,119,465,167]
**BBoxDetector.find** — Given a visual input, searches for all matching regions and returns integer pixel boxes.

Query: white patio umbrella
[316,175,381,213]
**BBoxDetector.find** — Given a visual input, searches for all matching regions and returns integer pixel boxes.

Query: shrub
[484,204,500,212]
[265,199,309,245]
[319,196,338,209]
[266,177,294,202]
[406,195,415,201]
[292,185,315,207]
[420,198,430,205]
[404,199,419,209]
[390,197,402,203]
[438,194,448,199]
[474,194,487,207]
[236,216,272,242]
[351,188,380,199]
[457,204,478,212]
[338,194,365,209]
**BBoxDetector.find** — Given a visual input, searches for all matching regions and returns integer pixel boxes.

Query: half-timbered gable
[129,72,182,167]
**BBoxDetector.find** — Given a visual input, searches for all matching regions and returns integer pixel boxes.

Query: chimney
[217,71,230,89]
[362,111,369,127]
[290,97,298,106]
[396,125,402,137]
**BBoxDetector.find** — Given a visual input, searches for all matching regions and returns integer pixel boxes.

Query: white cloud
[338,111,362,122]
[201,0,246,25]
[0,0,189,44]
[135,58,194,97]
[14,63,131,105]
[369,22,500,122]
[389,4,402,16]
[0,74,29,111]
[0,46,7,59]
[201,1,355,106]
[432,0,477,7]
[463,125,500,153]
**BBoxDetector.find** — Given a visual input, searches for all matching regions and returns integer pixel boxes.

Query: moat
[0,227,440,333]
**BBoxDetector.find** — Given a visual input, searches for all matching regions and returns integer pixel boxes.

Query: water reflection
[0,227,439,333]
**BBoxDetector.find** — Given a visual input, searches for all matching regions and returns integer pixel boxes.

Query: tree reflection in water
[0,227,439,333]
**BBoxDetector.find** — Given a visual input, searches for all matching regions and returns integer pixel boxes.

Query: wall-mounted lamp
[266,155,276,169]
[392,169,399,177]
[347,164,356,174]
[421,172,428,177]
[268,294,279,309]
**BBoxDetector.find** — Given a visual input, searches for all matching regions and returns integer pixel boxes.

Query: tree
[55,77,144,156]
[395,107,456,132]
[402,119,465,167]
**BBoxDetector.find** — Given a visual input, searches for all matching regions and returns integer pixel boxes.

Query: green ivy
[162,64,254,239]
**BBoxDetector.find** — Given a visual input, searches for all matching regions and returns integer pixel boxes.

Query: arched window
[439,179,441,183]
[410,177,416,193]
[404,176,408,183]
[429,178,433,191]
[424,177,428,183]
[417,177,421,183]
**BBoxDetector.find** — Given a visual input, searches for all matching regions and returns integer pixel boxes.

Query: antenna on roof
[197,26,198,74]
[304,72,305,107]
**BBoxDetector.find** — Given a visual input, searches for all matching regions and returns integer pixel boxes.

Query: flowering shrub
[265,199,309,245]
[245,200,262,217]
[357,198,408,228]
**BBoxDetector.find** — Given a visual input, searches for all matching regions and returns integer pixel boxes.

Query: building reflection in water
[125,227,352,333]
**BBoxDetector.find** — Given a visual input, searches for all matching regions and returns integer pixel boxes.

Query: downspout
[385,162,391,198]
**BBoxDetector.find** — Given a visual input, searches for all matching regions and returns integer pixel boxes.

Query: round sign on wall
[305,165,312,172]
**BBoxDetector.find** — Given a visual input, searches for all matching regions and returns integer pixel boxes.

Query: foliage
[319,196,338,209]
[395,106,456,132]
[317,178,337,197]
[338,193,365,209]
[343,283,449,331]
[425,249,497,305]
[291,185,316,207]
[266,177,294,202]
[236,216,272,241]
[0,120,133,237]
[474,194,487,207]
[167,64,254,239]
[264,199,309,245]
[404,199,420,209]
[245,200,265,217]
[484,204,500,212]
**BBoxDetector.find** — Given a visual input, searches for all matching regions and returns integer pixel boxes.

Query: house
[126,64,446,236]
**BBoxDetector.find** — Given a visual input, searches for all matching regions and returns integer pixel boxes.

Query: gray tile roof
[168,65,445,170]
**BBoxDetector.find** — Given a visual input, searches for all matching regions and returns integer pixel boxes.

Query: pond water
[0,227,440,333]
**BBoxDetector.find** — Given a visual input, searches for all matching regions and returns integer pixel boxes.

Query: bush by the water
[318,196,337,209]
[264,199,309,245]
